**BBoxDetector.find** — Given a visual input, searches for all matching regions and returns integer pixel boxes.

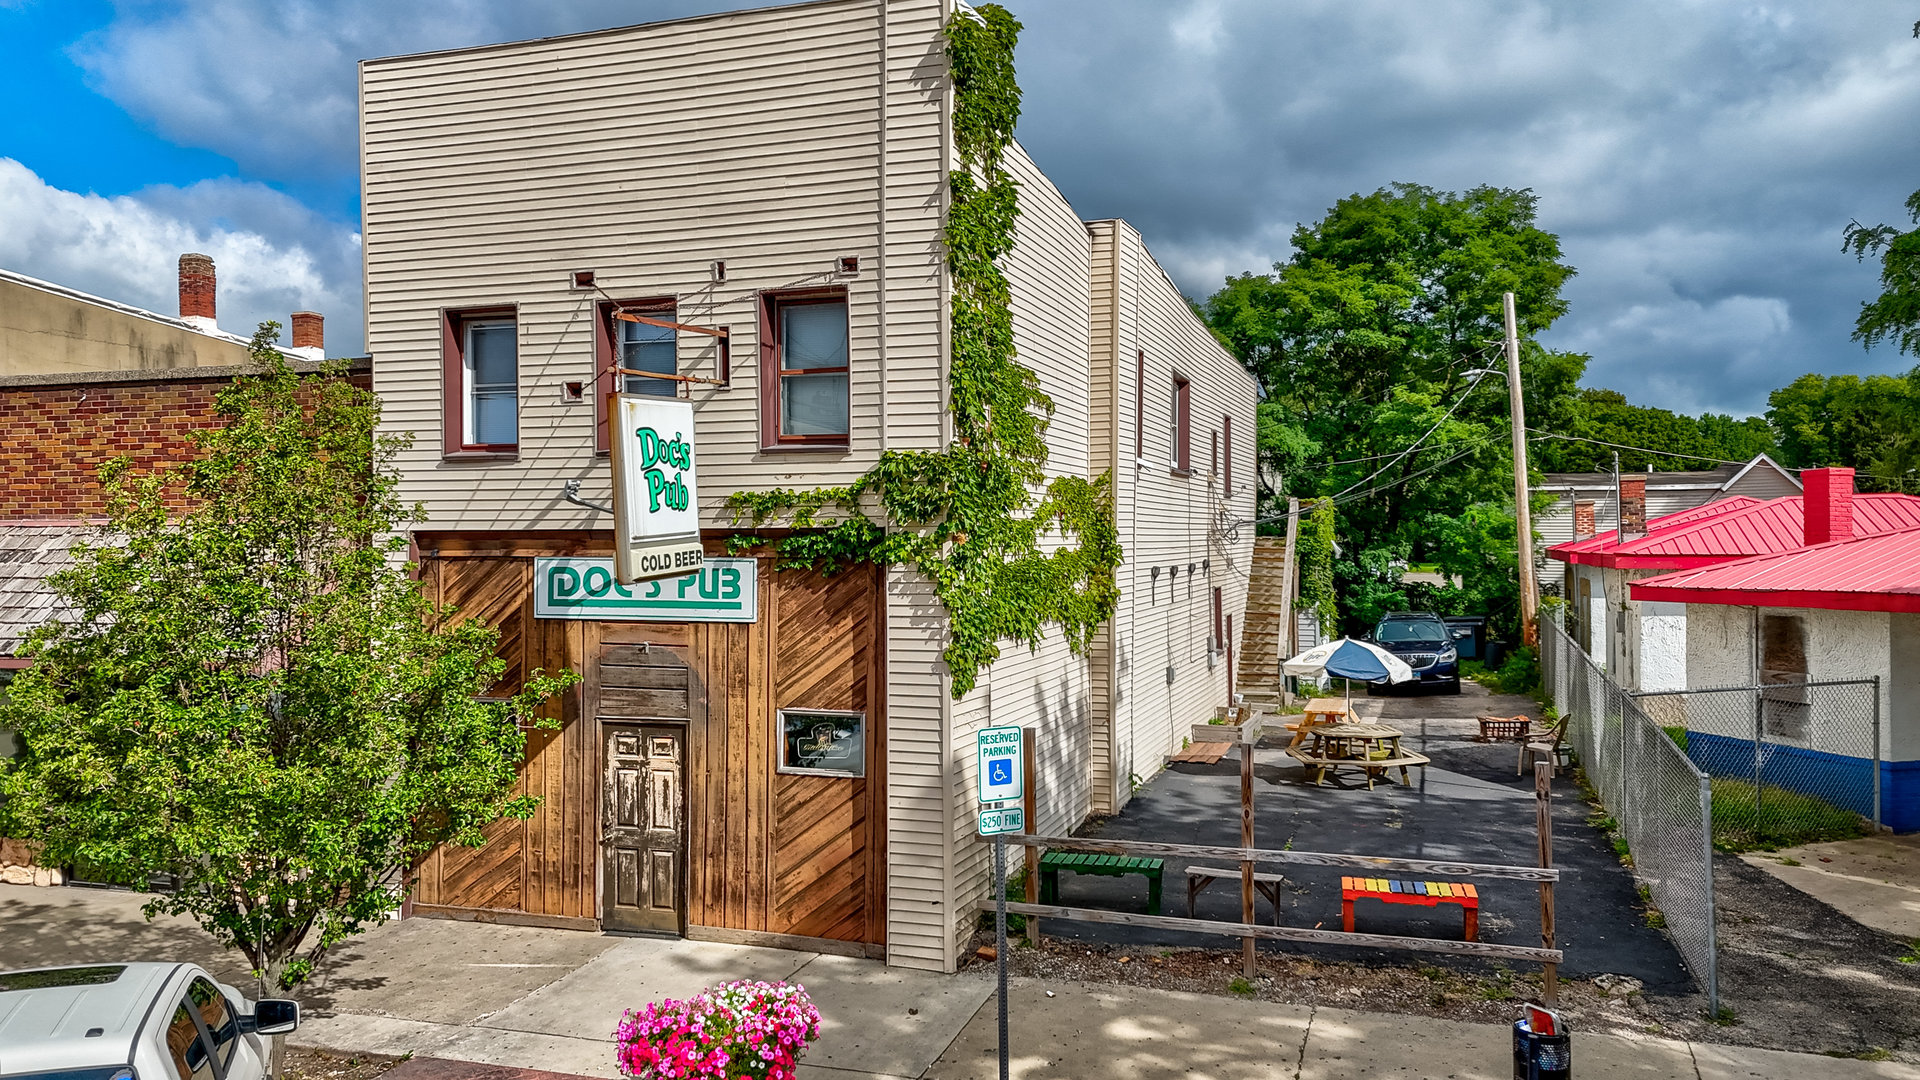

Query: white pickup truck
[0,964,299,1080]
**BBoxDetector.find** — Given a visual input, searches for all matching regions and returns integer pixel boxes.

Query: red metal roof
[1549,494,1920,570]
[1546,497,1761,560]
[1630,525,1920,613]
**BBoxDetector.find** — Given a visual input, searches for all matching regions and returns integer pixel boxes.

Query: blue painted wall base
[1683,731,1920,832]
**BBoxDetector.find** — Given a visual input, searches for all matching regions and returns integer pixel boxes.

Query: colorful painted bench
[1341,877,1479,941]
[1039,851,1164,915]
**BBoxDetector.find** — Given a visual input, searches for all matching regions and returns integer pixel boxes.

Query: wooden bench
[1039,851,1164,915]
[1185,865,1287,924]
[1341,877,1479,941]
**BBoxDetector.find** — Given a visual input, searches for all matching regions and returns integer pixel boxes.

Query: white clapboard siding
[946,139,1097,934]
[361,0,948,531]
[1094,220,1260,813]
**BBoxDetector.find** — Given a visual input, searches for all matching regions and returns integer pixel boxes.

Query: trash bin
[1511,1007,1571,1080]
[1485,640,1508,671]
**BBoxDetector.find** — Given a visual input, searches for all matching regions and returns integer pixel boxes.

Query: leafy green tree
[1766,370,1920,493]
[1845,189,1920,358]
[1203,183,1584,639]
[0,327,575,992]
[1531,388,1778,473]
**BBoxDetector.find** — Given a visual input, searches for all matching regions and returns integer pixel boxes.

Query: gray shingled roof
[0,523,89,654]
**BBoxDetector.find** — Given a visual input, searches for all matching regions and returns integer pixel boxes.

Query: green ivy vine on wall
[727,4,1120,699]
[1297,499,1338,639]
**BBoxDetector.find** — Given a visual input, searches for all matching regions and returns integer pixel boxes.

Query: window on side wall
[1223,415,1232,492]
[1133,350,1146,460]
[760,291,850,448]
[1760,613,1810,740]
[1169,375,1190,475]
[442,308,518,455]
[596,300,678,453]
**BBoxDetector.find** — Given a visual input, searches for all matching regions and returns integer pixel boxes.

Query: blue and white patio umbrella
[1282,638,1415,710]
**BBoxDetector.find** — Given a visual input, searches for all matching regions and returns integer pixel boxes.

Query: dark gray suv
[1369,611,1462,694]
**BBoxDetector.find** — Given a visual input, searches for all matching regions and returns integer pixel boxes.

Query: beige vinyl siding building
[361,0,1256,973]
[1088,220,1258,815]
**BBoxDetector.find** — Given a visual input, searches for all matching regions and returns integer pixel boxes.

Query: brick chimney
[1574,500,1597,540]
[289,311,325,361]
[1618,476,1647,542]
[1803,467,1856,546]
[179,253,216,331]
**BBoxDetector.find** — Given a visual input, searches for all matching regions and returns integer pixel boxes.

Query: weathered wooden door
[601,724,684,933]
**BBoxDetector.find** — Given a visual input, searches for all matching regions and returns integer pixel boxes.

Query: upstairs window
[442,308,518,455]
[761,291,850,447]
[1169,375,1190,474]
[597,300,677,453]
[1133,350,1145,459]
[620,311,678,396]
[1224,415,1233,492]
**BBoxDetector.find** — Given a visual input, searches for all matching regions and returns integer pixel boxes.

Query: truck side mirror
[247,999,299,1036]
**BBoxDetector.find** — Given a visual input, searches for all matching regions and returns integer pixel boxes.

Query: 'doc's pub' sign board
[533,557,757,623]
[608,394,704,583]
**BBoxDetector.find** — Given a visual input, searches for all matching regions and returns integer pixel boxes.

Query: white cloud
[48,0,1920,412]
[0,158,364,353]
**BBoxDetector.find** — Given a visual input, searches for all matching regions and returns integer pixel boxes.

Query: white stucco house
[1632,515,1920,832]
[1547,468,1920,694]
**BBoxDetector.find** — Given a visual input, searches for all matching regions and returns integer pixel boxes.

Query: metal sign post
[975,725,1026,1080]
[993,832,1009,1080]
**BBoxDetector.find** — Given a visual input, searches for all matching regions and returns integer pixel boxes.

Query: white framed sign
[978,806,1025,836]
[976,725,1025,804]
[533,557,756,623]
[608,394,703,583]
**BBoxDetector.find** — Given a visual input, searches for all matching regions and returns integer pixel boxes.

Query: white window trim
[463,317,518,447]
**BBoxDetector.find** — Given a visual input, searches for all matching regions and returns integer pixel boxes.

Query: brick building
[0,256,359,886]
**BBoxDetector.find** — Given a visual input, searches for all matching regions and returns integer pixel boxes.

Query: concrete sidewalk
[6,883,1918,1080]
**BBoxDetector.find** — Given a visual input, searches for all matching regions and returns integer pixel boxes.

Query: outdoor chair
[1518,718,1571,777]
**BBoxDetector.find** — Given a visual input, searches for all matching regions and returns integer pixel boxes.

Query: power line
[1523,430,1751,469]
[1320,370,1497,503]
[1527,429,1918,487]
[1239,434,1501,528]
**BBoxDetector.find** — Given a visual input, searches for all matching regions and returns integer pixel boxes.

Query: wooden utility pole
[1505,292,1539,647]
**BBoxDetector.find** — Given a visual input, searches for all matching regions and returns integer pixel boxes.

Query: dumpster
[1443,616,1488,661]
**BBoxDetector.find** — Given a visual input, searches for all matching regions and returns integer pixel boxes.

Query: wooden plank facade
[410,535,885,951]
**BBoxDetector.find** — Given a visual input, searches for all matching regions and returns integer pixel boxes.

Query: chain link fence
[1540,619,1720,1014]
[1633,680,1882,843]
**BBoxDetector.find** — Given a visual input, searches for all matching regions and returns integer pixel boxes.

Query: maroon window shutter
[595,301,616,454]
[1133,350,1145,459]
[1224,415,1232,491]
[441,311,463,457]
[758,293,778,449]
[1212,586,1223,649]
[1211,430,1219,477]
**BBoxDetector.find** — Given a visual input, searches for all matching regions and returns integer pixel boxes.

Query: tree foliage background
[0,328,575,991]
[1203,184,1585,638]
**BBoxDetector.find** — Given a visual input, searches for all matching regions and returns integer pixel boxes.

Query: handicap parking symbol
[988,758,1013,787]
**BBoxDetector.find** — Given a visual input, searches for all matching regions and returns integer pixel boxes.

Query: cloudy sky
[3,0,1916,416]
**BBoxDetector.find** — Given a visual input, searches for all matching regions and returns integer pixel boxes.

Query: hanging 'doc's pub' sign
[608,394,704,583]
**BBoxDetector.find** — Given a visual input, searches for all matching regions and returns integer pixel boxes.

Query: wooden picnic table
[1286,701,1351,747]
[1286,721,1430,789]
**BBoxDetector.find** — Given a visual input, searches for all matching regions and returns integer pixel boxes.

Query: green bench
[1038,851,1164,914]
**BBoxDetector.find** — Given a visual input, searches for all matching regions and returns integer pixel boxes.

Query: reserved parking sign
[976,725,1024,804]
